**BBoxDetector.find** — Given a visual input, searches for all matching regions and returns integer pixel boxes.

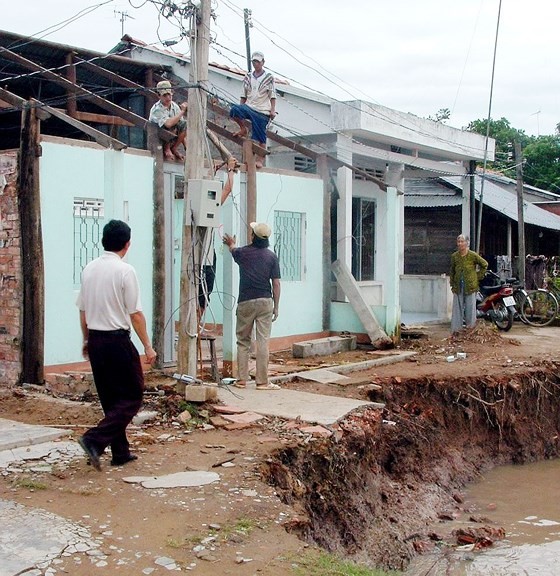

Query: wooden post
[243,139,257,236]
[515,141,526,285]
[317,154,331,331]
[147,123,165,367]
[65,52,77,117]
[18,104,44,384]
[177,0,211,377]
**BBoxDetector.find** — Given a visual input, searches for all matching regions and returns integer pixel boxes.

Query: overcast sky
[3,0,558,137]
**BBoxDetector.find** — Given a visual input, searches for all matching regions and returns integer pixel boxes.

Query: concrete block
[292,335,357,358]
[184,384,218,403]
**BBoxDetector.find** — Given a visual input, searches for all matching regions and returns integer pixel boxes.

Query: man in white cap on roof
[229,51,276,167]
[222,222,281,390]
[149,80,188,161]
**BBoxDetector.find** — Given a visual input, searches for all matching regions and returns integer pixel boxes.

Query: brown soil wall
[262,363,560,571]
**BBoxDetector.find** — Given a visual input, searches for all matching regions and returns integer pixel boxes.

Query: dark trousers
[83,330,144,460]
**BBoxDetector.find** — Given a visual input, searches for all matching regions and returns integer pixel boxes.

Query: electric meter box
[187,179,221,227]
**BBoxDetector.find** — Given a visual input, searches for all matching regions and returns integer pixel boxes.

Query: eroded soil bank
[262,363,560,571]
[2,323,560,574]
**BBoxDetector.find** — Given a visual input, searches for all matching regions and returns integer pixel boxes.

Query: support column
[335,134,353,300]
[221,173,243,378]
[384,164,403,340]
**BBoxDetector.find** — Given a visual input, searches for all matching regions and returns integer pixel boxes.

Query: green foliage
[522,135,560,193]
[427,108,451,123]
[466,118,560,193]
[466,117,532,176]
[290,549,400,576]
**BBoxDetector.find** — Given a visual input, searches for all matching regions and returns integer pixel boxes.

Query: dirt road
[1,321,559,574]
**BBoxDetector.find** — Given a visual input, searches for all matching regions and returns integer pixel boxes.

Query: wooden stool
[200,334,219,382]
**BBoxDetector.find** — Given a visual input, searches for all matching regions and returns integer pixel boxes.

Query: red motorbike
[476,271,517,331]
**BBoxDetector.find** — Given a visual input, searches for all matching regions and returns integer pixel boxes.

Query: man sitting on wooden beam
[229,51,276,168]
[149,80,187,162]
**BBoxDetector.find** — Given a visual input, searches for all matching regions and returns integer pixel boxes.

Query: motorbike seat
[480,284,505,295]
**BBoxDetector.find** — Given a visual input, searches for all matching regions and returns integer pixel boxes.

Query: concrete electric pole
[514,141,526,285]
[177,0,212,377]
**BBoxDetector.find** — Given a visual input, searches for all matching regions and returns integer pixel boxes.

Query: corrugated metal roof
[443,175,560,231]
[405,195,462,208]
[404,178,462,208]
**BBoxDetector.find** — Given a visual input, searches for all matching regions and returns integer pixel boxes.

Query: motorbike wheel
[492,301,514,331]
[519,289,559,327]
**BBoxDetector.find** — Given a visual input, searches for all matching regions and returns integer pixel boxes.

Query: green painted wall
[40,140,154,365]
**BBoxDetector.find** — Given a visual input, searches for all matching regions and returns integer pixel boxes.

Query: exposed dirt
[1,321,560,574]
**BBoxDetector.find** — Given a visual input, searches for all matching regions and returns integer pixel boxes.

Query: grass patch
[12,477,48,491]
[290,549,400,576]
[209,516,261,541]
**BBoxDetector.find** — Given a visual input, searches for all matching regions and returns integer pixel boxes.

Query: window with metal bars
[274,210,305,281]
[73,198,104,284]
[351,197,376,280]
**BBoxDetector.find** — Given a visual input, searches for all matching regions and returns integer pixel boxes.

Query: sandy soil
[1,321,559,574]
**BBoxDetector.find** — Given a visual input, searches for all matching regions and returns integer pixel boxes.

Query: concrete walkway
[0,418,70,451]
[217,386,383,426]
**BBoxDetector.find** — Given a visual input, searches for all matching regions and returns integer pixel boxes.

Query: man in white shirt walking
[76,219,156,470]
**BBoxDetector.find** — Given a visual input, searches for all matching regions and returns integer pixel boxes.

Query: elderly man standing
[149,80,187,161]
[223,222,281,390]
[229,51,276,167]
[76,220,156,470]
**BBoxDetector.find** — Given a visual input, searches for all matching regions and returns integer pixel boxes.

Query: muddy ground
[1,321,560,574]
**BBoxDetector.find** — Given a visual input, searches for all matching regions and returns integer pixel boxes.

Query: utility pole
[243,8,252,73]
[514,141,526,285]
[177,0,211,377]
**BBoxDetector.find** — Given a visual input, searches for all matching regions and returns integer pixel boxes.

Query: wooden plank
[18,106,45,384]
[53,109,134,127]
[206,119,267,156]
[38,102,127,150]
[208,100,387,189]
[331,259,392,348]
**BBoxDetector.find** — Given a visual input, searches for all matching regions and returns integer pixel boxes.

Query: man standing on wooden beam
[229,51,276,168]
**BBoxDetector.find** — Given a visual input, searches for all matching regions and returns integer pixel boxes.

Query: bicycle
[511,279,559,327]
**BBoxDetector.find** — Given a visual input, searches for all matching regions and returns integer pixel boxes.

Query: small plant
[166,537,187,549]
[213,516,260,541]
[290,549,400,576]
[12,476,48,491]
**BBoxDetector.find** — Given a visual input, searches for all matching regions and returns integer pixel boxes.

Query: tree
[523,135,560,193]
[465,117,533,176]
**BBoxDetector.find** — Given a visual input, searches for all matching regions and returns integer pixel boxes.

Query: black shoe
[78,437,102,471]
[110,454,138,467]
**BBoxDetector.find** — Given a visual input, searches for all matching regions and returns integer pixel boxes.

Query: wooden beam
[243,139,257,236]
[53,109,134,127]
[65,51,77,117]
[208,100,388,188]
[0,88,50,120]
[37,102,127,150]
[0,47,175,141]
[206,120,267,156]
[18,105,45,384]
